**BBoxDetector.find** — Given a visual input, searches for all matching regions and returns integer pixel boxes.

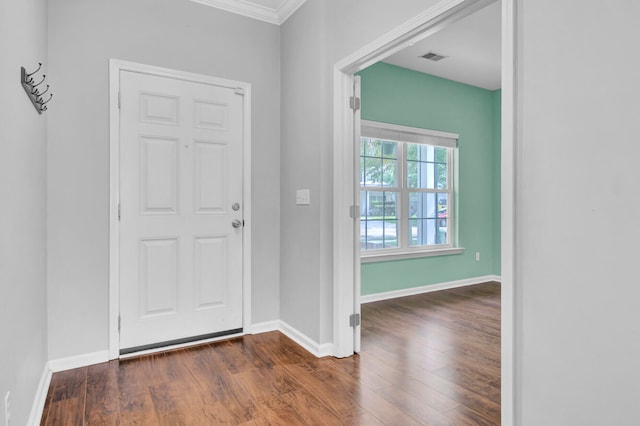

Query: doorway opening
[332,0,516,423]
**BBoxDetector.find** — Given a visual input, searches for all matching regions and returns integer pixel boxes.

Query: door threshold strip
[119,328,243,359]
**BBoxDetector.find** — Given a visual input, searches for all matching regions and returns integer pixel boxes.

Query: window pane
[382,159,397,187]
[381,192,397,218]
[426,162,435,189]
[407,161,418,188]
[409,219,436,247]
[410,219,437,246]
[424,145,435,162]
[436,193,448,244]
[416,161,428,188]
[424,219,436,245]
[437,193,448,214]
[363,220,384,249]
[409,192,436,219]
[409,218,421,246]
[364,138,378,156]
[437,219,447,244]
[407,143,418,161]
[360,191,367,219]
[409,193,447,247]
[382,141,397,158]
[361,138,398,188]
[436,162,447,189]
[406,143,450,191]
[427,193,437,218]
[360,191,399,250]
[364,158,382,186]
[383,220,398,248]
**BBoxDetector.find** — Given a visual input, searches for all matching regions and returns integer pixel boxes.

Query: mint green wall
[359,62,501,295]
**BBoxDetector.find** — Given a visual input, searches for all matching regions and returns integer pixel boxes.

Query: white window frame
[360,120,463,262]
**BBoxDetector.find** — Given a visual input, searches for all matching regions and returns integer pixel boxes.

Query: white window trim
[361,247,464,263]
[362,120,459,147]
[360,120,460,259]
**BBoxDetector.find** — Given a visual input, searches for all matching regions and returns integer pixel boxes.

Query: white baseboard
[277,321,334,358]
[246,320,280,334]
[360,275,502,304]
[27,363,52,426]
[48,350,110,373]
[247,319,333,358]
[317,341,334,357]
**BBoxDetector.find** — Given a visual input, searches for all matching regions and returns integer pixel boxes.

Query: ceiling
[190,0,307,25]
[382,1,501,90]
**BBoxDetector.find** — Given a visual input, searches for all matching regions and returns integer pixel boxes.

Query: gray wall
[280,0,326,342]
[47,0,281,359]
[0,0,49,423]
[517,1,640,424]
[280,0,443,344]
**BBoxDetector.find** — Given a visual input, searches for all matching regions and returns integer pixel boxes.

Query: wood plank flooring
[41,281,500,425]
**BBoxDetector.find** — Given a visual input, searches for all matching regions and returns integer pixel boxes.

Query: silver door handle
[232,219,242,229]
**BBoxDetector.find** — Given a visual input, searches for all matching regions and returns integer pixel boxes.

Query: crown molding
[275,0,307,23]
[190,0,306,25]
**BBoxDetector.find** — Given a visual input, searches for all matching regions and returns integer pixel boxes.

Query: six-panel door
[119,71,243,351]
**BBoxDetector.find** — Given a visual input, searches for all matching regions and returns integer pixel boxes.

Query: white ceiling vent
[421,52,448,62]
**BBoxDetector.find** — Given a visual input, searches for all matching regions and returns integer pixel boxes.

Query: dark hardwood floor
[41,282,500,425]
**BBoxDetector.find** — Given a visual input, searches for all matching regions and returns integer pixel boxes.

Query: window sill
[360,247,464,263]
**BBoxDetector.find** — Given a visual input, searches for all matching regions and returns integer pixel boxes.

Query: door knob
[232,219,242,229]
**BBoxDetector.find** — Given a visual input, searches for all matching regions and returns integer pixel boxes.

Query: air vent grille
[421,52,447,62]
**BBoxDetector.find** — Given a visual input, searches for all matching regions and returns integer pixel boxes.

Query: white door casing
[109,60,252,357]
[352,75,362,353]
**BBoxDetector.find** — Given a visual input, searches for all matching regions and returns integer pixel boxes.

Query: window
[360,121,459,259]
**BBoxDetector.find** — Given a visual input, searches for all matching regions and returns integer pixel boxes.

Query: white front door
[118,70,244,352]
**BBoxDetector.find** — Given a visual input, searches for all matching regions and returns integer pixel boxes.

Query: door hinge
[118,203,121,221]
[349,313,360,327]
[118,315,121,332]
[118,91,121,109]
[349,96,361,111]
[349,205,360,219]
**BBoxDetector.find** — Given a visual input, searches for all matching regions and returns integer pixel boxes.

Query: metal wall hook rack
[21,62,53,114]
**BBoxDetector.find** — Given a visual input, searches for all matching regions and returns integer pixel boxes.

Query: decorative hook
[26,62,42,77]
[32,74,46,88]
[37,93,53,106]
[32,84,49,97]
[21,63,52,115]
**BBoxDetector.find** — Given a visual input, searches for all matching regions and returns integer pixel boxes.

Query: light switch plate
[296,189,310,205]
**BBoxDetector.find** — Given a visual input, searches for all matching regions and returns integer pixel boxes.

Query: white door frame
[108,59,252,359]
[331,0,517,424]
